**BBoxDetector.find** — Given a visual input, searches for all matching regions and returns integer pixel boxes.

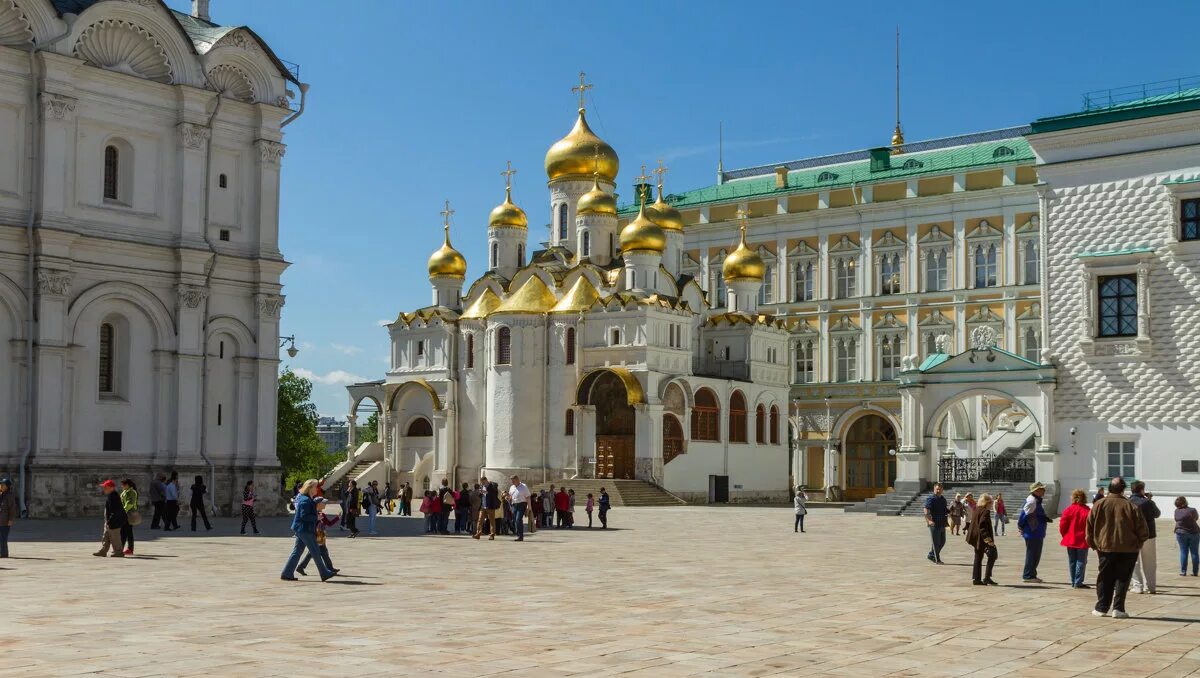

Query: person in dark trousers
[473,476,498,540]
[402,482,414,516]
[148,473,166,529]
[793,486,808,533]
[598,487,611,528]
[1087,477,1148,618]
[437,478,454,535]
[0,476,17,558]
[1129,481,1161,594]
[297,496,339,577]
[967,493,998,585]
[280,480,334,581]
[189,475,212,531]
[119,479,138,555]
[343,480,361,537]
[455,482,471,533]
[94,479,128,557]
[163,471,181,530]
[585,493,594,528]
[240,480,259,535]
[1018,482,1051,583]
[924,483,949,564]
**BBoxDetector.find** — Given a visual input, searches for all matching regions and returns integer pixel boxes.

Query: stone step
[527,479,686,507]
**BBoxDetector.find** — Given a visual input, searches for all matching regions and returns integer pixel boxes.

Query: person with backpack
[363,480,381,536]
[437,478,454,535]
[119,479,139,555]
[343,480,361,538]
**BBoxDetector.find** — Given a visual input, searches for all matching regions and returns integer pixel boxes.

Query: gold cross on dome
[736,207,750,240]
[572,71,593,110]
[440,199,454,228]
[635,164,651,185]
[501,160,517,189]
[653,159,668,186]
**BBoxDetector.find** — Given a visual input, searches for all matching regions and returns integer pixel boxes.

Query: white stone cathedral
[344,85,791,502]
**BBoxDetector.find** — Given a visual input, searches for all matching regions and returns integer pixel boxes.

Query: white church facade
[0,0,302,516]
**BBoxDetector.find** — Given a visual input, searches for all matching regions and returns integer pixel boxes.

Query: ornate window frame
[709,249,728,309]
[789,241,817,301]
[1076,249,1154,359]
[1016,303,1043,363]
[918,226,953,292]
[830,314,860,382]
[918,308,954,357]
[792,319,818,383]
[873,230,906,296]
[757,245,778,305]
[966,219,1003,289]
[966,305,1005,351]
[1164,180,1200,251]
[874,311,906,381]
[829,235,861,300]
[1016,216,1041,285]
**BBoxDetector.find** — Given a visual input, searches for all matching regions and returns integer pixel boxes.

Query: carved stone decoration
[219,30,263,56]
[177,122,211,150]
[255,139,286,165]
[0,0,34,47]
[37,268,72,296]
[73,19,173,84]
[970,325,999,350]
[43,94,77,120]
[120,0,157,6]
[175,284,209,310]
[206,64,255,103]
[934,333,950,354]
[255,293,284,319]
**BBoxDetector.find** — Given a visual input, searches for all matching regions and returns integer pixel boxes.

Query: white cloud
[299,341,317,351]
[330,343,363,356]
[293,368,367,386]
[376,319,391,327]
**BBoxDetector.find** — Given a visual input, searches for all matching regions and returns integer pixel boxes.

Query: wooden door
[596,435,634,479]
[806,447,825,489]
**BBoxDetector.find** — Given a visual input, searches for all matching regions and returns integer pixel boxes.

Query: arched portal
[588,370,636,479]
[843,414,898,501]
[663,414,684,465]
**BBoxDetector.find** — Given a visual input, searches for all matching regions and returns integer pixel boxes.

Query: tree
[277,367,339,484]
[356,410,379,444]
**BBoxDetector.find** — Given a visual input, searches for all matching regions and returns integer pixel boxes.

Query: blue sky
[166,1,1200,417]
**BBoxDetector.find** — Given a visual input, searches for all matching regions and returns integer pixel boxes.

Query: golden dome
[723,222,764,282]
[545,109,619,183]
[552,276,601,313]
[619,200,666,254]
[576,173,617,216]
[460,288,502,319]
[645,183,683,232]
[488,186,528,229]
[428,224,467,279]
[494,275,557,314]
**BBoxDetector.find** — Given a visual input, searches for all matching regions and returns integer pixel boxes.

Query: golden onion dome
[576,172,617,216]
[427,225,467,279]
[488,186,528,229]
[619,200,666,254]
[723,223,764,282]
[645,183,683,232]
[545,109,619,183]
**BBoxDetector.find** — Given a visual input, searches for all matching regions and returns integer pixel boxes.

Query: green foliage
[277,367,339,484]
[356,410,379,443]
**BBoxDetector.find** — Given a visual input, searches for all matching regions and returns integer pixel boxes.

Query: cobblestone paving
[1,507,1197,677]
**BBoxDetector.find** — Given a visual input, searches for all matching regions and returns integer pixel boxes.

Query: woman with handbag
[967,493,998,586]
[119,479,140,555]
[240,480,260,535]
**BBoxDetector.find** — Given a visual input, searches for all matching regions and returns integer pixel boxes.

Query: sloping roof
[551,276,601,314]
[1031,87,1200,134]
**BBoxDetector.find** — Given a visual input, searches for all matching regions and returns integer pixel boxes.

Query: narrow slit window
[103,145,119,201]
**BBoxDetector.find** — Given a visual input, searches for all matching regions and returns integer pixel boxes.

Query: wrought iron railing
[938,456,1034,483]
[1082,75,1200,111]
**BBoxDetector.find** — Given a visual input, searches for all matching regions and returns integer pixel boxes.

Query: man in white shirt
[508,475,531,542]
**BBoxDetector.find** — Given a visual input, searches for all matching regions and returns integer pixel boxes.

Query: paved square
[2,507,1198,677]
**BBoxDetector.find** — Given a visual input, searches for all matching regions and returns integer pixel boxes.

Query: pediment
[921,347,1040,374]
[874,230,906,250]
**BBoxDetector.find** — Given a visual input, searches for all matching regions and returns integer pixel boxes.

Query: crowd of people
[922,477,1199,618]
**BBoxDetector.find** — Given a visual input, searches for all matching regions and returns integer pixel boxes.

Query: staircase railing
[938,457,1034,483]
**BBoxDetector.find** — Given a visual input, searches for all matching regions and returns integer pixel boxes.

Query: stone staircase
[845,482,1028,517]
[528,479,686,507]
[327,460,375,499]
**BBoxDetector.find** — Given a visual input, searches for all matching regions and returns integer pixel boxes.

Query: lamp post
[280,335,299,358]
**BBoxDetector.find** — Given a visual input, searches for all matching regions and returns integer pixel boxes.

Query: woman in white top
[794,486,808,533]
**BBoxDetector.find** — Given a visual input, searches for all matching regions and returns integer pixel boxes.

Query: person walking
[0,477,15,558]
[437,479,454,535]
[119,479,139,555]
[364,480,381,535]
[297,496,339,578]
[148,473,166,530]
[529,490,541,533]
[456,482,471,534]
[585,493,595,528]
[1018,482,1051,583]
[1173,496,1199,577]
[343,480,361,537]
[1059,489,1091,588]
[793,486,808,533]
[94,480,127,558]
[1087,477,1148,618]
[383,482,395,515]
[280,480,335,582]
[994,493,1008,536]
[598,487,611,528]
[967,493,998,585]
[924,483,948,564]
[554,487,569,529]
[240,481,260,535]
[567,488,577,528]
[949,493,964,536]
[402,482,414,516]
[509,475,531,542]
[963,493,976,532]
[540,489,554,529]
[1129,481,1161,594]
[474,476,497,540]
[189,475,212,531]
[163,471,181,531]
[467,483,481,535]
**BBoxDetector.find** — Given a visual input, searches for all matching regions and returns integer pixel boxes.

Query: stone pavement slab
[0,507,1196,677]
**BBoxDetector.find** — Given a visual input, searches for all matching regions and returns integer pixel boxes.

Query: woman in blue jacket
[281,479,335,581]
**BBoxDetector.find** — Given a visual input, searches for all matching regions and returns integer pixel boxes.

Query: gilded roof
[551,276,601,314]
[459,288,502,320]
[494,275,557,314]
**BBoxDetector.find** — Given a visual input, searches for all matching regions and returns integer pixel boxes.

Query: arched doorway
[663,414,684,465]
[590,371,635,479]
[843,414,898,501]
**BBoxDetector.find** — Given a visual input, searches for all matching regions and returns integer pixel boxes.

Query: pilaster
[178,122,211,247]
[255,139,286,258]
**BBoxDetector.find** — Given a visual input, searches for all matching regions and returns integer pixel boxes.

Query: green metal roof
[1075,246,1154,259]
[1031,87,1200,134]
[1163,176,1200,185]
[618,137,1033,214]
[918,353,950,371]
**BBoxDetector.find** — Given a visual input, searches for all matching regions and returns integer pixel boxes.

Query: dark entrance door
[844,414,898,501]
[590,371,636,480]
[709,475,729,503]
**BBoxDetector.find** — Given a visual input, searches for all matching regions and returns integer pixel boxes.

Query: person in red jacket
[1060,488,1092,588]
[555,488,570,528]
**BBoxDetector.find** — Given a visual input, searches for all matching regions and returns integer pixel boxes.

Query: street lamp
[280,335,299,358]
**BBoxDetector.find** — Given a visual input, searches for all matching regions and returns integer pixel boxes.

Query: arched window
[465,333,475,368]
[582,231,590,257]
[517,244,525,267]
[490,242,498,269]
[564,409,575,436]
[565,327,576,365]
[406,418,433,436]
[794,261,813,301]
[769,405,780,445]
[974,243,998,288]
[610,328,620,346]
[692,388,719,441]
[558,204,568,241]
[755,404,766,444]
[103,145,120,201]
[218,173,228,189]
[794,339,814,383]
[836,338,858,382]
[880,253,901,295]
[1023,327,1041,362]
[663,414,684,464]
[98,322,115,394]
[496,326,511,365]
[729,390,747,443]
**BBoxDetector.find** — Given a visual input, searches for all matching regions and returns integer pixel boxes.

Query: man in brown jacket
[1085,477,1148,618]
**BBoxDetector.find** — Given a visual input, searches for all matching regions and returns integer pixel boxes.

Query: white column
[776,238,788,304]
[861,232,874,297]
[952,216,967,289]
[1002,208,1017,286]
[818,233,830,300]
[254,139,286,258]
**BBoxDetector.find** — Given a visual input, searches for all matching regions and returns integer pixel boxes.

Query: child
[586,492,595,528]
[298,497,339,577]
[567,489,576,528]
[420,491,434,533]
